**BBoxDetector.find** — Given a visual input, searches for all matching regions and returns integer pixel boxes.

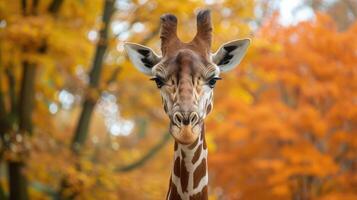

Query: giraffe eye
[208,77,222,88]
[150,77,165,88]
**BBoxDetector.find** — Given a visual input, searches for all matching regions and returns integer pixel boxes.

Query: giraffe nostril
[189,112,199,126]
[173,112,183,127]
[173,112,200,127]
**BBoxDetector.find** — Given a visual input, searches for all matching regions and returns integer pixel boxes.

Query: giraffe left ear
[124,42,161,76]
[212,39,250,72]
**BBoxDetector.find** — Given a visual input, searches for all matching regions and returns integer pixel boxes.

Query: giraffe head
[125,10,250,145]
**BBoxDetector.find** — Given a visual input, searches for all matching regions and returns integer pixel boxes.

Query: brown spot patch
[192,144,202,164]
[189,186,208,200]
[166,177,172,200]
[174,142,178,151]
[206,103,212,114]
[193,158,206,188]
[169,182,182,200]
[164,102,168,113]
[188,138,199,149]
[174,157,180,177]
[180,159,189,192]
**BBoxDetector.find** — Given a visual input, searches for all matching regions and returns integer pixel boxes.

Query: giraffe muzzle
[170,111,201,144]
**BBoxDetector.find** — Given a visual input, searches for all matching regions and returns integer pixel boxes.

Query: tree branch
[117,132,170,172]
[31,181,58,199]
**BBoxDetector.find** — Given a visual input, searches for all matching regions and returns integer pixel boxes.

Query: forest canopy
[0,0,356,199]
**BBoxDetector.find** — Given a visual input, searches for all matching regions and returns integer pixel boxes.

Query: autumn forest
[0,0,357,200]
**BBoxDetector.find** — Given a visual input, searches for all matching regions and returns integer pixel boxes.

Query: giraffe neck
[167,124,208,200]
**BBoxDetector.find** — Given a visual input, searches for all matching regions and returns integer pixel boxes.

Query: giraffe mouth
[169,123,201,145]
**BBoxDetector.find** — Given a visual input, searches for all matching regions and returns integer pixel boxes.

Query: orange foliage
[209,14,357,200]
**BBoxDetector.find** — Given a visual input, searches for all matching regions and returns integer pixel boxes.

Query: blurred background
[0,0,356,199]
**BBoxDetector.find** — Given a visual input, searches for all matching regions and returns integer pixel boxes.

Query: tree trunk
[8,162,29,200]
[18,62,36,132]
[5,1,64,199]
[48,0,64,14]
[71,0,115,152]
[0,182,6,200]
[7,61,36,200]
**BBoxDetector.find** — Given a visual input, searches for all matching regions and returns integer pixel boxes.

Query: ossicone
[193,9,212,52]
[160,13,179,55]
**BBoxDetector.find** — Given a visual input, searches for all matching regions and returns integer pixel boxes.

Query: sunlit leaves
[209,13,357,199]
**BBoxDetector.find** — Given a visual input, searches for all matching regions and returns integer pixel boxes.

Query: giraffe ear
[124,42,161,76]
[212,39,250,72]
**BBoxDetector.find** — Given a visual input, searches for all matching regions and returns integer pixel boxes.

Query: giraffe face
[124,10,250,144]
[151,48,219,144]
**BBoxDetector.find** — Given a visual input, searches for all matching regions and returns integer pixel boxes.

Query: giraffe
[124,10,250,200]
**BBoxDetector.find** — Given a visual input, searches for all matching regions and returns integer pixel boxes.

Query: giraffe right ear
[212,39,250,72]
[124,42,161,76]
